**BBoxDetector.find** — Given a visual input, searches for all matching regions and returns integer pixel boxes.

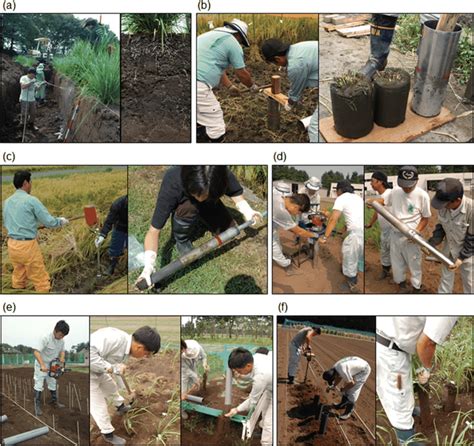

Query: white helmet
[305,177,321,191]
[274,181,291,194]
[214,19,250,47]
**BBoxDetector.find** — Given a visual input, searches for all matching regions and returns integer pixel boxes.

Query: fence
[282,319,375,339]
[2,353,86,366]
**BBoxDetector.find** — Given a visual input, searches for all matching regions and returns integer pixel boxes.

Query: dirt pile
[0,52,23,142]
[121,33,191,142]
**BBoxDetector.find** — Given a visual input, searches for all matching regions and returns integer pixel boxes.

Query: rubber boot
[103,432,127,445]
[116,402,131,415]
[196,124,207,142]
[395,427,422,445]
[398,280,409,293]
[172,215,194,255]
[333,394,349,410]
[378,265,391,280]
[34,390,43,416]
[105,257,119,276]
[412,285,422,294]
[49,390,65,408]
[338,401,355,420]
[344,276,360,294]
[288,375,294,384]
[360,14,398,80]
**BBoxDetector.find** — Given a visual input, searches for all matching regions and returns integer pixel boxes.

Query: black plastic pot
[330,82,374,139]
[374,68,411,127]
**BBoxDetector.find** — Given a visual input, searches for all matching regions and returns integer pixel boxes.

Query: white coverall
[272,187,297,268]
[33,333,65,392]
[288,327,313,377]
[332,192,364,278]
[297,185,321,224]
[196,81,226,139]
[237,352,273,445]
[181,340,207,395]
[436,196,473,294]
[376,317,458,430]
[333,356,371,403]
[90,327,132,434]
[386,187,431,288]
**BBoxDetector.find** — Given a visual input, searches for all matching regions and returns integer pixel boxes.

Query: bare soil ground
[182,377,262,446]
[319,20,473,142]
[216,58,317,143]
[365,207,463,293]
[1,367,90,445]
[278,327,376,445]
[90,350,180,446]
[121,34,191,143]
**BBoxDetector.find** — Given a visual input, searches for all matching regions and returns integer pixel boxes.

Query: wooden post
[271,75,281,94]
[267,75,282,131]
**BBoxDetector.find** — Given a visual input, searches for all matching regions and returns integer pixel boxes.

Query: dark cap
[397,166,418,188]
[431,178,464,209]
[336,179,354,194]
[261,39,290,61]
[322,368,337,384]
[27,67,36,74]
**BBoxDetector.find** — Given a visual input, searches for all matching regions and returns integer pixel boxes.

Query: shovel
[119,373,136,405]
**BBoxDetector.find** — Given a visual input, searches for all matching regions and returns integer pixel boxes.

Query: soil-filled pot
[374,68,411,127]
[330,75,374,139]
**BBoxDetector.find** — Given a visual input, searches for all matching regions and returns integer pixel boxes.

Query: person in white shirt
[319,180,364,293]
[323,356,371,420]
[376,317,458,445]
[287,326,321,384]
[272,183,316,274]
[33,320,69,416]
[90,326,161,445]
[381,166,431,293]
[298,177,321,215]
[181,339,209,419]
[19,68,39,130]
[225,348,273,445]
[365,171,393,280]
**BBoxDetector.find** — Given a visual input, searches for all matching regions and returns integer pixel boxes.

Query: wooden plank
[336,24,371,38]
[319,95,456,143]
[262,88,288,106]
[322,14,340,23]
[331,14,371,25]
[323,20,367,32]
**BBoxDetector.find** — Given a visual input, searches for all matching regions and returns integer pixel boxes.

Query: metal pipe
[369,201,454,267]
[318,409,329,434]
[412,20,462,117]
[224,367,233,406]
[2,426,50,445]
[137,211,267,290]
[271,75,281,95]
[268,98,280,131]
[186,395,203,404]
[0,415,7,423]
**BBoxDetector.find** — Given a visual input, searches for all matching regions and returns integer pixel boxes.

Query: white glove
[284,101,293,112]
[58,217,69,226]
[137,250,157,288]
[249,83,260,92]
[95,235,105,248]
[416,367,431,385]
[112,363,127,375]
[235,200,262,227]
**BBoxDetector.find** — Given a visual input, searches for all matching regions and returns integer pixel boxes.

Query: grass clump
[14,55,37,68]
[332,71,372,96]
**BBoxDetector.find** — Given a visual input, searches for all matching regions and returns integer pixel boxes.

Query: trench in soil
[1,368,90,445]
[182,377,263,445]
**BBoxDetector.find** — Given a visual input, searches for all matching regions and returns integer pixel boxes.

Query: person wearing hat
[197,19,257,143]
[323,356,371,420]
[376,317,458,445]
[35,63,47,105]
[287,326,321,384]
[319,180,364,293]
[19,67,39,130]
[428,178,473,294]
[298,176,321,215]
[261,38,319,142]
[365,171,393,280]
[272,183,316,275]
[380,166,431,293]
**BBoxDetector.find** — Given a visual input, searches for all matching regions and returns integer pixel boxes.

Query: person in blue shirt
[197,18,258,142]
[2,170,69,292]
[261,39,319,142]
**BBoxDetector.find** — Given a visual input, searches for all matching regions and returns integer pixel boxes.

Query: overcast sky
[2,317,89,349]
[292,166,364,179]
[74,14,120,39]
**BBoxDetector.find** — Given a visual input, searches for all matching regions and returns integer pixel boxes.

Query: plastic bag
[128,235,145,271]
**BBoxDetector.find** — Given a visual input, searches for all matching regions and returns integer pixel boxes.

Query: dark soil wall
[0,53,23,142]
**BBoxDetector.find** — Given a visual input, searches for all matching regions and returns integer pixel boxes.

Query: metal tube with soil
[186,395,204,404]
[416,383,433,428]
[443,381,457,412]
[318,408,329,435]
[412,19,462,117]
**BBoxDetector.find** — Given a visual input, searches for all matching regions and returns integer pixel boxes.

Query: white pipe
[3,426,49,445]
[224,367,233,406]
[186,395,203,404]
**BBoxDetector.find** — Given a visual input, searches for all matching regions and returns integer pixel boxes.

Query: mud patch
[121,33,191,142]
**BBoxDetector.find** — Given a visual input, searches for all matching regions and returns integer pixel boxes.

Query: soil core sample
[330,72,374,138]
[374,68,410,127]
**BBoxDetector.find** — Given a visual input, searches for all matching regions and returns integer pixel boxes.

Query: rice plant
[433,410,473,446]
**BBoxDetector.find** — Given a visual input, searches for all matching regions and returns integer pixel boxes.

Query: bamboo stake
[53,414,55,430]
[73,384,82,412]
[77,420,81,446]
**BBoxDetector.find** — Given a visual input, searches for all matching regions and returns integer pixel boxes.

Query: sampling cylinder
[369,201,455,267]
[0,415,7,423]
[412,20,462,117]
[186,395,204,404]
[318,409,329,435]
[3,426,50,445]
[225,367,233,406]
[137,211,268,290]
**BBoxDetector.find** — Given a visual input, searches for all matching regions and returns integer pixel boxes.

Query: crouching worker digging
[225,348,273,445]
[33,320,70,416]
[323,356,371,420]
[90,326,161,445]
